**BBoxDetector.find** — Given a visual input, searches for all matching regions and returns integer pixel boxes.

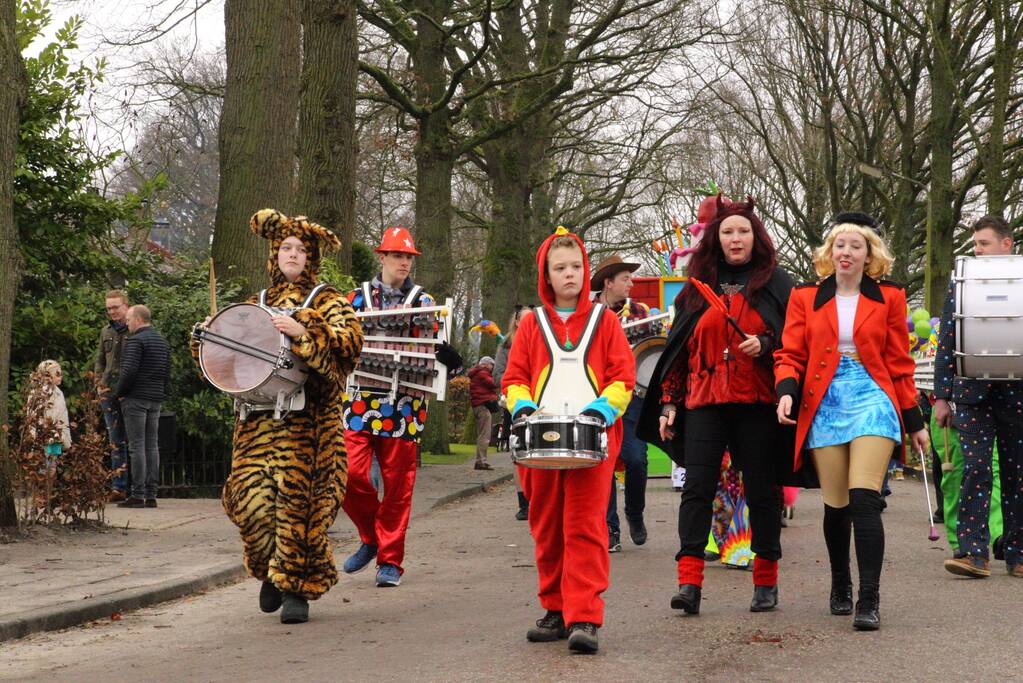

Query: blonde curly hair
[813,223,894,279]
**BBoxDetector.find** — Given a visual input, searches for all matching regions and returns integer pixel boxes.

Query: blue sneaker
[343,543,377,574]
[376,563,401,587]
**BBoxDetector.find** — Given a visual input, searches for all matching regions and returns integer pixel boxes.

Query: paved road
[2,478,1018,681]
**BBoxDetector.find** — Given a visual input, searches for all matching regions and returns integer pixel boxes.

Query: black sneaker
[116,497,145,508]
[515,507,528,521]
[526,610,568,642]
[567,622,599,653]
[608,530,622,553]
[145,499,158,508]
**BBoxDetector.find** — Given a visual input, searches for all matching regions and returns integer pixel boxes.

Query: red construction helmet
[375,226,422,255]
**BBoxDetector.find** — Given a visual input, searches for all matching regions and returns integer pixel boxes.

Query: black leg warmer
[849,488,885,597]
[823,504,852,586]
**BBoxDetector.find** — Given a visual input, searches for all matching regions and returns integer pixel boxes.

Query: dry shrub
[13,371,115,527]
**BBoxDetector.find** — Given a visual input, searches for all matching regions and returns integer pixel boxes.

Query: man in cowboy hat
[591,254,651,552]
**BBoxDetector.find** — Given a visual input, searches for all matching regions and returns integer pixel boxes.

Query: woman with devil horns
[637,195,795,615]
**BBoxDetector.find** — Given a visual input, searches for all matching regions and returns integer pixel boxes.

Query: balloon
[907,318,915,332]
[914,319,932,338]
[930,317,940,327]
[911,308,930,322]
[908,332,918,350]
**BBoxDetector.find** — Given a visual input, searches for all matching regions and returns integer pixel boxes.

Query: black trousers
[676,404,782,562]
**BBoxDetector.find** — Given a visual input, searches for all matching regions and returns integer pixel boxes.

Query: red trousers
[521,444,618,627]
[341,430,418,573]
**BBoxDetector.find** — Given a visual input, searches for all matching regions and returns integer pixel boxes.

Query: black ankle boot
[280,592,309,624]
[670,584,701,614]
[853,586,880,630]
[830,581,853,615]
[750,585,778,612]
[259,580,282,613]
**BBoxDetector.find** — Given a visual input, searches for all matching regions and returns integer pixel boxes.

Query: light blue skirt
[807,355,900,449]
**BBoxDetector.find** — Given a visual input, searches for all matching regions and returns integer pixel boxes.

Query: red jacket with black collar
[774,274,924,468]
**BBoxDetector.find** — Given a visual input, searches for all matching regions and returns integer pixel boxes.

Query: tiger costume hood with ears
[251,209,341,287]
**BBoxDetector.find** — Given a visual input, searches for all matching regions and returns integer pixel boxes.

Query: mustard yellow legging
[812,436,897,508]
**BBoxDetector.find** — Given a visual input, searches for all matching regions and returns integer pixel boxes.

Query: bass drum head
[200,303,278,393]
[633,336,667,393]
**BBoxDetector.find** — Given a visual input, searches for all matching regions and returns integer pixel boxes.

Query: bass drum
[954,255,1023,380]
[633,336,667,399]
[197,303,308,408]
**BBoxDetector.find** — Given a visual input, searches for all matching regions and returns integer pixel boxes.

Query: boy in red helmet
[502,226,635,653]
[341,226,461,587]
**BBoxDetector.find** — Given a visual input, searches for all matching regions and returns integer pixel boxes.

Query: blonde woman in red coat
[775,212,929,632]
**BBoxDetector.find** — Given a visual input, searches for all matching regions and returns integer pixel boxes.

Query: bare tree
[212,0,300,290]
[298,0,358,271]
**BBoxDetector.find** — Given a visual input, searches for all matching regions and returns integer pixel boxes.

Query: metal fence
[157,413,229,498]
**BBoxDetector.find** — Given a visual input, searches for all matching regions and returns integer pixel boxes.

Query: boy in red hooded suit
[502,226,635,654]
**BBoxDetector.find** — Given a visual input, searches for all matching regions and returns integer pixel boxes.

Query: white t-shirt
[836,293,859,353]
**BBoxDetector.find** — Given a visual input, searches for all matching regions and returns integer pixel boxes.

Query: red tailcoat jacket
[774,274,925,469]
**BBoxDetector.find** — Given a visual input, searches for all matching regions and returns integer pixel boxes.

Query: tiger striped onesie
[193,210,362,599]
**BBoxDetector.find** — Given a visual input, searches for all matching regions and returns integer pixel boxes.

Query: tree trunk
[0,0,28,527]
[213,0,300,292]
[925,0,956,312]
[984,0,1014,214]
[411,3,457,456]
[298,0,357,272]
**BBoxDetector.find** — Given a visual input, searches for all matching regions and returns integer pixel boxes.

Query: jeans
[101,395,128,492]
[121,397,162,499]
[607,397,647,533]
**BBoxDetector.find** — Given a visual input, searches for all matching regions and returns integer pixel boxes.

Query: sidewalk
[0,450,515,642]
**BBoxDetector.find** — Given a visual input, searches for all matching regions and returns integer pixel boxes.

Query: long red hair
[679,195,778,311]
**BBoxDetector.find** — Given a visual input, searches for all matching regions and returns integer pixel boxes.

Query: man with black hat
[592,254,650,552]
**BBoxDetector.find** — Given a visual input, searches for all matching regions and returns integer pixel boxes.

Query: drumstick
[209,257,218,317]
[689,278,746,337]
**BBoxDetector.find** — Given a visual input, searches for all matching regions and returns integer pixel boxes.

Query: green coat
[94,322,128,390]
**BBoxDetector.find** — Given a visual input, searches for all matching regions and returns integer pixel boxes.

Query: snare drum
[509,414,608,469]
[197,303,308,416]
[633,336,666,399]
[954,255,1023,379]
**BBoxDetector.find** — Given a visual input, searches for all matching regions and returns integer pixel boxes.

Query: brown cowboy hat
[590,255,641,291]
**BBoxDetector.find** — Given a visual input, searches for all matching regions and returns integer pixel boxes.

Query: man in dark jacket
[96,290,130,500]
[468,356,498,470]
[114,305,171,508]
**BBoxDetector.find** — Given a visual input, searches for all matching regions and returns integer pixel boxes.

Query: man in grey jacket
[114,305,171,509]
[96,290,130,500]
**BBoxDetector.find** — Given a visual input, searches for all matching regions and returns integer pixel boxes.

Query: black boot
[849,488,884,631]
[259,580,282,613]
[750,585,778,612]
[670,584,701,614]
[823,504,853,615]
[516,492,529,521]
[280,592,309,624]
[853,586,881,631]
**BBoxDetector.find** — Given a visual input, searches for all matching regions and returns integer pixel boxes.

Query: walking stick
[918,447,940,541]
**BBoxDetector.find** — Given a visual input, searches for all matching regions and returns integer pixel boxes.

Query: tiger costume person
[192,209,362,624]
